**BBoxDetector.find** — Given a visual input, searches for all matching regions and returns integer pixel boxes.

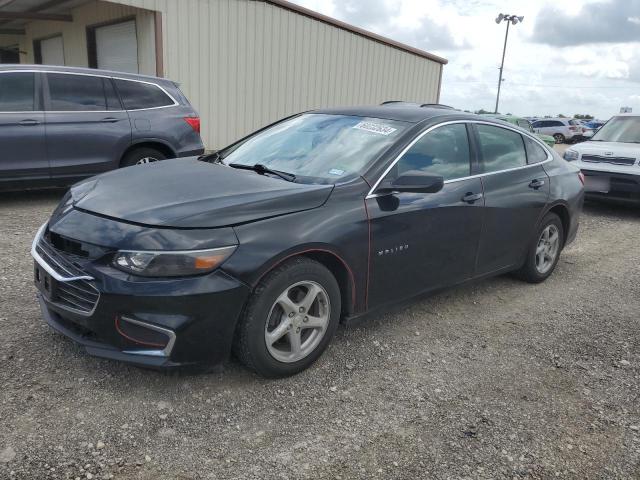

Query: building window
[34,35,65,65]
[0,45,20,64]
[87,18,139,73]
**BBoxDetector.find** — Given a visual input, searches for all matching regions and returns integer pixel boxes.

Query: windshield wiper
[229,163,296,182]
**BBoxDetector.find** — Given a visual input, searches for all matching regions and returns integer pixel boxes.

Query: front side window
[114,79,174,110]
[532,121,544,128]
[392,123,470,181]
[524,136,548,164]
[476,124,526,173]
[592,116,640,143]
[0,72,35,112]
[517,119,533,132]
[222,114,410,183]
[48,73,113,111]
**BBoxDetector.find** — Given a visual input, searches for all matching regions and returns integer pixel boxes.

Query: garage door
[40,36,64,65]
[95,20,139,73]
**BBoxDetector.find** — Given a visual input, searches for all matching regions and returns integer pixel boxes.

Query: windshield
[592,116,640,143]
[222,114,410,183]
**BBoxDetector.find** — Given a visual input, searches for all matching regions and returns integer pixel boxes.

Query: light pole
[494,13,524,114]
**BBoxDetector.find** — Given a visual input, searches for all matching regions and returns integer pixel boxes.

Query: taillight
[578,172,585,185]
[184,116,201,134]
[569,126,577,131]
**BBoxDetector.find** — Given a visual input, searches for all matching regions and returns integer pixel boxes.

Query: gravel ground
[1,177,639,479]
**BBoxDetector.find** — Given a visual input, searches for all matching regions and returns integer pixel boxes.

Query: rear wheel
[515,212,564,283]
[233,257,341,378]
[120,147,167,168]
[553,133,565,144]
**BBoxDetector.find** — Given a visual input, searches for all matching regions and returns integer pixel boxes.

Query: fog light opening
[115,316,171,349]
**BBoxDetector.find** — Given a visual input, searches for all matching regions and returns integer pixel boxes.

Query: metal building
[0,0,448,149]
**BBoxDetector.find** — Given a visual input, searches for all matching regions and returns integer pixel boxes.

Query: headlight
[113,246,237,277]
[563,149,579,161]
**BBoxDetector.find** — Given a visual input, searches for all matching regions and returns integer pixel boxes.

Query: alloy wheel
[136,157,159,165]
[264,281,331,363]
[535,224,560,274]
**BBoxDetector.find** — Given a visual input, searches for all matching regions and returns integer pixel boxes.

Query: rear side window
[0,72,35,112]
[524,136,548,164]
[114,79,174,110]
[476,124,526,173]
[551,121,564,127]
[395,123,471,181]
[48,73,119,111]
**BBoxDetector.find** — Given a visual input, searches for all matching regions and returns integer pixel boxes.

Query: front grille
[582,154,637,166]
[36,234,100,315]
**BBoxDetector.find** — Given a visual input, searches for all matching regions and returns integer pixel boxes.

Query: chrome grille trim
[32,223,100,316]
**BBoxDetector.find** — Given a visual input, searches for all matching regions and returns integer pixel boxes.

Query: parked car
[482,114,556,147]
[532,118,582,144]
[32,106,584,377]
[0,65,204,191]
[563,114,640,203]
[581,120,606,139]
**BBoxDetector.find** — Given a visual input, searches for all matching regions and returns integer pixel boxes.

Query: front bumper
[581,169,640,204]
[33,226,250,369]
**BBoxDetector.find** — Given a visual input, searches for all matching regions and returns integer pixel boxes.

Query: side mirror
[376,173,444,194]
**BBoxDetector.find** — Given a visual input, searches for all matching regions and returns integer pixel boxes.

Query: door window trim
[0,69,177,113]
[367,120,553,199]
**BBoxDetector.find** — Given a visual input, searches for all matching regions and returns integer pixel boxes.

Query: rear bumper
[581,169,640,204]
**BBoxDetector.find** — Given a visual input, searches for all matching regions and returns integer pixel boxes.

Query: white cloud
[289,0,640,119]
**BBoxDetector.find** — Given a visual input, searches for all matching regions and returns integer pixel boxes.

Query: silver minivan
[0,65,204,191]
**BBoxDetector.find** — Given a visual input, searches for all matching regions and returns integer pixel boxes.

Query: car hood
[571,141,640,158]
[72,158,334,228]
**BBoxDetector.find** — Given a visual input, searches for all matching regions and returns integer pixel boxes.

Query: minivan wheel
[553,133,565,144]
[515,212,564,283]
[120,147,167,168]
[233,257,341,378]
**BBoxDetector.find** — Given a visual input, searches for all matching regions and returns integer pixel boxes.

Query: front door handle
[529,179,546,189]
[100,117,119,123]
[19,119,40,126]
[462,192,483,204]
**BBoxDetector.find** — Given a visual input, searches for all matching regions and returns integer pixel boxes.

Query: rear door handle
[462,192,483,204]
[19,119,40,126]
[529,179,546,189]
[100,117,119,123]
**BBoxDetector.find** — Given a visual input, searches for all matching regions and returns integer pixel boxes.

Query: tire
[515,212,564,283]
[120,147,167,168]
[553,133,565,144]
[233,257,341,378]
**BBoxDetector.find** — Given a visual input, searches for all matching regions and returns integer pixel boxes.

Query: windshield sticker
[328,168,345,176]
[353,121,397,136]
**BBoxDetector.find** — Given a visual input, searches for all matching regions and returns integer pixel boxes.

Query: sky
[289,0,640,120]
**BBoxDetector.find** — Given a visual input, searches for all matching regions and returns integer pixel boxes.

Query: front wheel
[515,212,564,283]
[233,257,341,378]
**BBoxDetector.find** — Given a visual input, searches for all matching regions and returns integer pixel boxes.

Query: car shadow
[583,199,640,220]
[0,188,67,205]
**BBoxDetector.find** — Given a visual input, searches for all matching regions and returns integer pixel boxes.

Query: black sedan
[32,105,584,377]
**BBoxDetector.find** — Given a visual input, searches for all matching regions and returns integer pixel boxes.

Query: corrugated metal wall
[18,1,156,75]
[114,0,443,149]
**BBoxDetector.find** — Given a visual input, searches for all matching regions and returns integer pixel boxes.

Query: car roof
[0,64,172,85]
[311,104,489,124]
